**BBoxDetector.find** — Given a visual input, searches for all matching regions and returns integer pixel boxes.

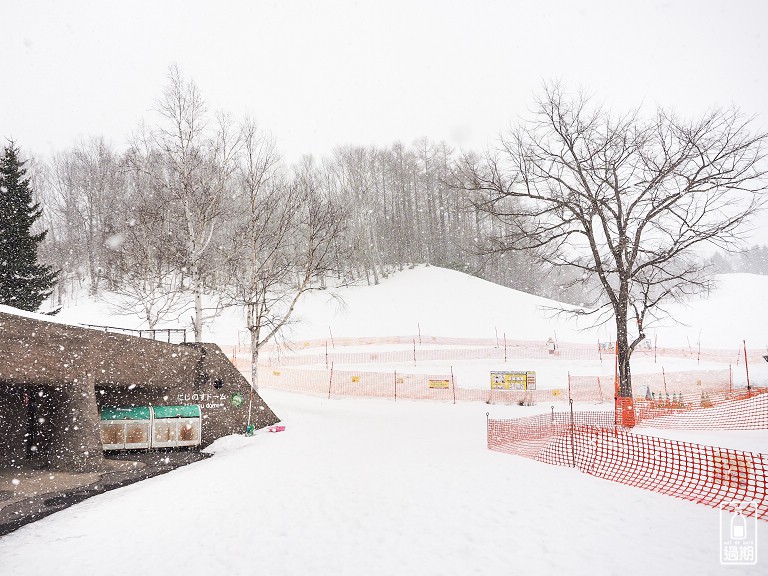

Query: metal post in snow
[413,339,416,367]
[662,366,667,396]
[598,339,602,364]
[451,365,456,405]
[325,341,329,369]
[504,332,507,363]
[729,364,733,393]
[418,323,422,345]
[569,398,576,468]
[328,361,334,399]
[744,339,751,394]
[567,371,572,402]
[394,370,397,402]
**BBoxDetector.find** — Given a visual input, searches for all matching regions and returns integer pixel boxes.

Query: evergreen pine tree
[0,141,58,311]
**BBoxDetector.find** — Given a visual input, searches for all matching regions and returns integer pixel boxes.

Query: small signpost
[428,379,450,389]
[490,371,536,390]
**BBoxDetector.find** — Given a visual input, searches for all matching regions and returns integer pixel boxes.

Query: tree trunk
[191,265,203,342]
[247,302,261,393]
[250,332,260,393]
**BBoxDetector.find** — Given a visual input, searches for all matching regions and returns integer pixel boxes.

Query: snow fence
[224,335,756,402]
[487,391,768,519]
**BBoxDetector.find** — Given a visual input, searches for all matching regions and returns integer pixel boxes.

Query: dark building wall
[0,383,28,467]
[0,383,94,471]
[0,310,279,471]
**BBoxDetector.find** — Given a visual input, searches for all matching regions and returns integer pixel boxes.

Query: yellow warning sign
[351,375,361,383]
[490,371,536,390]
[429,379,450,389]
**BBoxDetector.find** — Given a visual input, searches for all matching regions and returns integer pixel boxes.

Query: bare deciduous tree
[458,84,768,406]
[223,133,348,414]
[105,157,189,329]
[127,65,240,341]
[45,137,122,295]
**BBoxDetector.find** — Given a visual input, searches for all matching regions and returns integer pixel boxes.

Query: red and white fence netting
[487,393,768,519]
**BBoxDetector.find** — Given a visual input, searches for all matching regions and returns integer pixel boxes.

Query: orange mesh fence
[249,364,756,406]
[221,335,761,404]
[634,388,768,429]
[223,335,768,366]
[253,343,605,367]
[575,368,733,396]
[488,413,768,519]
[255,365,615,403]
[257,366,458,401]
[223,336,760,407]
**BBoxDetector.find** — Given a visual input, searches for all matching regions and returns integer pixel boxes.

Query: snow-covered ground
[1,390,764,576]
[2,267,767,574]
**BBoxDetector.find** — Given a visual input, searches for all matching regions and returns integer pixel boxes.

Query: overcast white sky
[3,0,768,238]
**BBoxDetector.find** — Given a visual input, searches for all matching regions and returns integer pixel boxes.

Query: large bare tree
[127,65,241,341]
[458,84,768,406]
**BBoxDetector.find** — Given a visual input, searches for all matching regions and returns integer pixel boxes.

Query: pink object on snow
[268,425,286,433]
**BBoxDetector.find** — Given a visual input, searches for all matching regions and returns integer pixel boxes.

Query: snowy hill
[52,266,768,351]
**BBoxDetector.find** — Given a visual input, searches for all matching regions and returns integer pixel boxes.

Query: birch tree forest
[25,69,582,338]
[23,70,767,344]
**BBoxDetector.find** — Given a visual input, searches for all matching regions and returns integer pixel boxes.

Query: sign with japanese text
[490,371,536,390]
